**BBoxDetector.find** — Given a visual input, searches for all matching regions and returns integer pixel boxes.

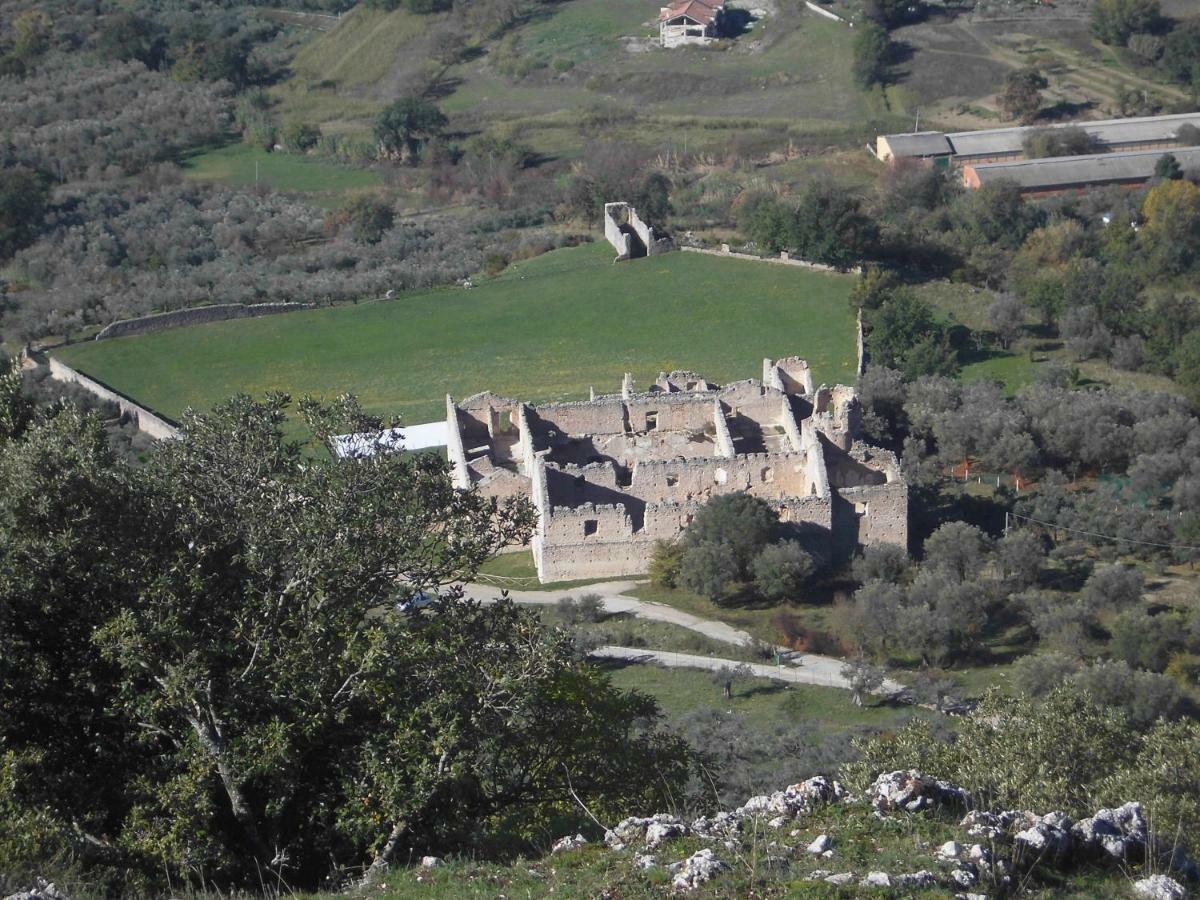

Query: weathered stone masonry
[448,357,908,582]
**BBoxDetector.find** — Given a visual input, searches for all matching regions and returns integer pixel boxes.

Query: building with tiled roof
[659,0,725,47]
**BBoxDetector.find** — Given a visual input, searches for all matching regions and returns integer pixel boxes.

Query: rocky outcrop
[1134,875,1188,900]
[870,769,968,813]
[540,770,1193,897]
[2,880,70,900]
[670,848,728,891]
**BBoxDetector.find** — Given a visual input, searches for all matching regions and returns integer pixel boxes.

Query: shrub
[648,540,685,588]
[483,251,509,276]
[282,122,321,153]
[851,543,909,584]
[751,540,816,602]
[684,493,778,576]
[679,542,740,602]
[1109,608,1184,672]
[1165,652,1200,687]
[1082,563,1144,611]
[1010,652,1078,696]
[1067,660,1182,728]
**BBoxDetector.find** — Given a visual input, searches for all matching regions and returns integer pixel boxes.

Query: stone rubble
[1133,875,1188,900]
[806,833,832,854]
[546,770,1193,896]
[550,833,588,854]
[2,880,70,900]
[419,856,443,869]
[670,848,729,891]
[1072,801,1149,861]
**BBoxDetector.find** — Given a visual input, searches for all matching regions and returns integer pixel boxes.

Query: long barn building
[962,146,1200,197]
[875,112,1200,168]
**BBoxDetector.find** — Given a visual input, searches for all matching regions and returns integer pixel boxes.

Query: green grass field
[54,242,857,425]
[183,144,383,204]
[603,663,925,733]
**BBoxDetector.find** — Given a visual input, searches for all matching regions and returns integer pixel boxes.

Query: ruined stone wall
[445,395,470,489]
[779,396,804,452]
[543,502,633,544]
[843,481,908,549]
[712,399,735,458]
[774,357,815,395]
[534,398,627,437]
[629,452,814,503]
[624,394,714,433]
[627,206,656,254]
[534,392,714,439]
[603,204,633,259]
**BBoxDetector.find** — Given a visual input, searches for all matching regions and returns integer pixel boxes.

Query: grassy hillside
[54,243,858,425]
[183,144,384,205]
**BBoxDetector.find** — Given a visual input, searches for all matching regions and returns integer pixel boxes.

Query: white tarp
[332,420,449,458]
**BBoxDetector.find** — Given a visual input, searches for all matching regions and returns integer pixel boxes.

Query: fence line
[804,1,849,23]
[679,245,862,275]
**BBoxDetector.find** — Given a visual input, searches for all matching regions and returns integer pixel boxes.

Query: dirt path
[591,645,906,695]
[464,580,903,696]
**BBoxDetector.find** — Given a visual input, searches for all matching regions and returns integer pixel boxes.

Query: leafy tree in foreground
[0,168,49,261]
[751,540,817,602]
[1091,0,1161,46]
[0,390,691,890]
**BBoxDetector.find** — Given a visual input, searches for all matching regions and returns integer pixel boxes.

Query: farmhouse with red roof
[659,0,725,47]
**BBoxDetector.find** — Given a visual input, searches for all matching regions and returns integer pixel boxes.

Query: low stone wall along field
[54,242,858,426]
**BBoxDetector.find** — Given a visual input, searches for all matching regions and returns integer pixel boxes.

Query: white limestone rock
[420,856,443,869]
[671,848,729,891]
[894,871,938,889]
[3,880,70,900]
[1072,802,1148,861]
[807,834,832,854]
[633,853,657,870]
[551,833,588,853]
[938,840,963,858]
[824,872,855,885]
[870,770,967,813]
[861,871,891,887]
[1133,875,1187,900]
[645,821,688,849]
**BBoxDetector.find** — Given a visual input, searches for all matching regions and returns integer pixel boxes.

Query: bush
[282,122,321,153]
[556,593,605,626]
[1109,608,1184,672]
[851,543,909,584]
[1066,660,1182,728]
[1082,563,1144,611]
[679,542,740,602]
[751,540,816,602]
[1165,652,1200,687]
[649,540,685,588]
[1010,652,1078,696]
[684,493,778,577]
[483,251,509,276]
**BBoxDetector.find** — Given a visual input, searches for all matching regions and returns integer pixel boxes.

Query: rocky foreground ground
[4,770,1193,899]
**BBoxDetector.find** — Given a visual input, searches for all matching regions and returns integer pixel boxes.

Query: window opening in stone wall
[666,473,678,486]
[645,412,658,431]
[762,468,773,484]
[714,468,727,485]
[854,501,869,516]
[584,519,598,536]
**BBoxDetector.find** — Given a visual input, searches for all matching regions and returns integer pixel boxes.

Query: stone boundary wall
[45,356,180,441]
[804,1,848,23]
[680,245,862,275]
[94,302,315,341]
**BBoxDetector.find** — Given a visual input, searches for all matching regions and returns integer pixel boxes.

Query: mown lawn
[54,242,857,425]
[183,144,383,204]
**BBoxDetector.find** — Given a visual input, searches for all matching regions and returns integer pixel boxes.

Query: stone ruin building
[445,357,907,583]
[603,202,673,260]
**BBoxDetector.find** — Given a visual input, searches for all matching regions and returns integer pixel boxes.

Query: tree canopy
[0,386,690,891]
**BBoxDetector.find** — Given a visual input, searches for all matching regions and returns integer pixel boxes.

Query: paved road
[463,580,905,696]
